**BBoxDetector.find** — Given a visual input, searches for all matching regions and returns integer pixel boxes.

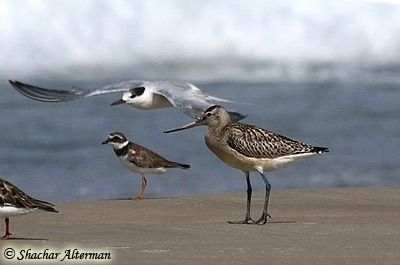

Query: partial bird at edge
[0,177,58,240]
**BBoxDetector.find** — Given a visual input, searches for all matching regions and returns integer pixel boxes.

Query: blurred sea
[1,78,399,203]
[0,0,399,203]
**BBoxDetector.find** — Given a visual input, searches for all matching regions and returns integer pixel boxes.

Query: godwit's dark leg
[228,171,255,224]
[1,218,11,240]
[254,172,272,225]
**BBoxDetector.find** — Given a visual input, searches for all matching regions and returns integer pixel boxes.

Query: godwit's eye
[206,112,212,117]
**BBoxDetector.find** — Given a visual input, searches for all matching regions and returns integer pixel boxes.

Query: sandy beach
[1,188,400,264]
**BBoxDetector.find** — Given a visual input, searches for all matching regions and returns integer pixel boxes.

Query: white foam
[2,0,400,81]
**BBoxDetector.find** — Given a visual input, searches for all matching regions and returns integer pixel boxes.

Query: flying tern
[9,80,246,120]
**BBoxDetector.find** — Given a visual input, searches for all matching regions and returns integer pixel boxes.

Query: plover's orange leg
[1,218,12,240]
[131,175,147,201]
[139,175,147,200]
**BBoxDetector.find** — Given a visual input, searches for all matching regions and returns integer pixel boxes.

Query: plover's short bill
[102,132,190,200]
[165,105,328,225]
[9,80,245,121]
[0,178,58,240]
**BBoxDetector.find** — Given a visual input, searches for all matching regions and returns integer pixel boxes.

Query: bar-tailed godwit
[165,105,328,224]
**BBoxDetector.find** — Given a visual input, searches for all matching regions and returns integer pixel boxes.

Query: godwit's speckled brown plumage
[165,105,328,225]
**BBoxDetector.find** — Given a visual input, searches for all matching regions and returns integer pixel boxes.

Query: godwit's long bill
[164,105,328,225]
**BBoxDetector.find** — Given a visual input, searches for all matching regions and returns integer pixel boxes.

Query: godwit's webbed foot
[254,212,272,225]
[227,215,255,225]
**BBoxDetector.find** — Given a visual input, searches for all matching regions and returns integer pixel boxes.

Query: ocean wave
[2,0,400,81]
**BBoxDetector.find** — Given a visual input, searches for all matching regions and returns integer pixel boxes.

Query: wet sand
[2,188,400,264]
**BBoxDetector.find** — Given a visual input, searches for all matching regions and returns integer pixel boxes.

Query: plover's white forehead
[107,132,127,144]
[109,132,124,138]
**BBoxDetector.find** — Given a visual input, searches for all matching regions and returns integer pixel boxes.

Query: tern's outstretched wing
[151,81,212,119]
[9,80,145,102]
[9,79,246,120]
[153,81,246,120]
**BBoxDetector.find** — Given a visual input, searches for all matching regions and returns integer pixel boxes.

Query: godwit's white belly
[206,141,318,173]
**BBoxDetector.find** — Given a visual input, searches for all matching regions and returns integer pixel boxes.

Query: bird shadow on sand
[267,220,296,224]
[227,220,296,225]
[101,196,176,201]
[6,237,48,241]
